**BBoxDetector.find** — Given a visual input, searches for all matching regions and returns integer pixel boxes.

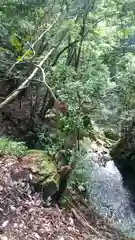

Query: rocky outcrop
[110,113,135,173]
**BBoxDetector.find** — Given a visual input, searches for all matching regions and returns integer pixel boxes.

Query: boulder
[13,150,60,200]
[110,114,135,173]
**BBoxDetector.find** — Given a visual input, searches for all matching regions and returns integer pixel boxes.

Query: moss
[22,149,60,187]
[0,137,27,157]
[0,139,60,200]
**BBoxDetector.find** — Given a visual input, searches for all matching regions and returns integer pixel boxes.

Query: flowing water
[84,152,135,238]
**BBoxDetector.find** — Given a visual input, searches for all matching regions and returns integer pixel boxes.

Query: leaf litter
[0,155,131,240]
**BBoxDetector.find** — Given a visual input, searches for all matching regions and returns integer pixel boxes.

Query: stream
[84,149,135,238]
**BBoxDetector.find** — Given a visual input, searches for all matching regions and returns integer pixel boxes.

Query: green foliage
[1,0,135,158]
[0,138,27,157]
[36,131,64,155]
[51,60,109,135]
[1,0,135,210]
[114,53,135,110]
[68,149,89,193]
[10,34,24,53]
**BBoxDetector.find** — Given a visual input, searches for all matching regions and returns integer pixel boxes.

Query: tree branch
[0,48,56,111]
[8,11,62,73]
[51,40,78,66]
[75,17,86,71]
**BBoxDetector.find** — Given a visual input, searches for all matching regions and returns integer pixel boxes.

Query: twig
[66,198,104,238]
[71,207,104,238]
[0,193,9,204]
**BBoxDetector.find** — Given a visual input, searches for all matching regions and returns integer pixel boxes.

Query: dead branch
[0,29,67,111]
[45,0,56,14]
[0,48,56,111]
[8,11,62,73]
[16,61,57,100]
[69,205,104,238]
[71,208,104,237]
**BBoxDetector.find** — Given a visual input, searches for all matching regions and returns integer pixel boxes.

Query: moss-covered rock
[20,150,60,200]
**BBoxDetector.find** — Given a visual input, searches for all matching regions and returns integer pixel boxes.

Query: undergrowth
[68,148,89,192]
[0,137,27,157]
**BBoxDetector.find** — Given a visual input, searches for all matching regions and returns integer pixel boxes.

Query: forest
[0,0,135,239]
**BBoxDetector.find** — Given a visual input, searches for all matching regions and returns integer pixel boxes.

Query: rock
[110,114,135,173]
[17,150,60,200]
[110,138,127,159]
[51,165,72,202]
[110,137,135,175]
[104,128,119,141]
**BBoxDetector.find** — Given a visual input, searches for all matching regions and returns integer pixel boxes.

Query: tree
[1,0,135,149]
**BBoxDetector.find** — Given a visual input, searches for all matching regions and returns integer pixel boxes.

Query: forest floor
[0,154,131,240]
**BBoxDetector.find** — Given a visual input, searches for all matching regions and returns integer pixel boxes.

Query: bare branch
[0,48,56,111]
[44,0,56,14]
[8,11,62,73]
[21,61,57,100]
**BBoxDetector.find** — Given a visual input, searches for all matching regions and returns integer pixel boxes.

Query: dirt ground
[0,155,132,240]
